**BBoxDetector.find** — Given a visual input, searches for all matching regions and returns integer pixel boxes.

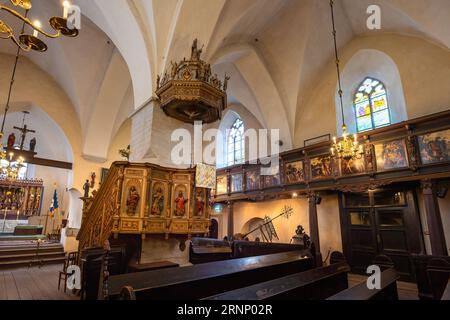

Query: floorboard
[348,273,419,300]
[0,264,78,300]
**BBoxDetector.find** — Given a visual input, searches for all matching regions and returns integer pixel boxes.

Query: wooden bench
[127,261,179,273]
[80,245,127,300]
[203,262,350,300]
[107,251,313,300]
[442,279,450,300]
[189,238,232,264]
[412,254,450,300]
[327,268,399,300]
[189,237,310,265]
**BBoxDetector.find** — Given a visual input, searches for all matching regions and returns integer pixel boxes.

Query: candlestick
[63,1,71,19]
[33,21,41,38]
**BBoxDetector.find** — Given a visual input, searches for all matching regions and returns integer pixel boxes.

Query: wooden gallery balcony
[215,110,450,203]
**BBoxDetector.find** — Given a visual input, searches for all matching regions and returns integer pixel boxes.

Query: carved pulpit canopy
[155,39,230,124]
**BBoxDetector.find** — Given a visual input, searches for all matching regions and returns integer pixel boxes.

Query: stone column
[421,180,448,256]
[308,192,323,266]
[227,201,234,239]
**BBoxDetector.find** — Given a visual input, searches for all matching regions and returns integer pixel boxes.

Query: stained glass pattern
[227,119,245,166]
[354,78,391,132]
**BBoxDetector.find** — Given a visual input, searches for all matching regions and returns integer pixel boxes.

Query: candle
[63,1,71,19]
[330,148,335,156]
[353,134,357,142]
[33,20,41,38]
[333,137,337,144]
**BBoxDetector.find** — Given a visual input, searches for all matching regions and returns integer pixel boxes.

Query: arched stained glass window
[227,118,244,166]
[354,77,391,132]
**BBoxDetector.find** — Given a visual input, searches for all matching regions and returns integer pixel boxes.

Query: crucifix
[14,111,36,151]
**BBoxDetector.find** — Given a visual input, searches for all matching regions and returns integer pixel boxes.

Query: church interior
[0,0,449,303]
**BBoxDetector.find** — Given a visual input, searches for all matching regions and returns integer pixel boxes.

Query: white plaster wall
[295,34,450,146]
[232,195,343,257]
[437,191,450,255]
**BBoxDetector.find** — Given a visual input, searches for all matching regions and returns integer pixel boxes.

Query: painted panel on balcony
[418,128,450,165]
[374,139,409,171]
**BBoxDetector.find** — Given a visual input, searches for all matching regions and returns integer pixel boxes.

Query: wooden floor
[348,273,419,300]
[0,266,419,300]
[0,264,79,300]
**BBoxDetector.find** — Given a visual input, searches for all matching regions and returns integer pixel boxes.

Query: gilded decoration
[155,39,229,124]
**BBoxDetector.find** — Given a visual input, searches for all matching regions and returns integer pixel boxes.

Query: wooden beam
[31,157,72,170]
[5,148,72,170]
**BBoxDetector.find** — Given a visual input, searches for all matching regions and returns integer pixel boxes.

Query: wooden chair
[58,251,79,292]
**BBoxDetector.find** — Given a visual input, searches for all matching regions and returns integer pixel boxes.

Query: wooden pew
[107,251,313,300]
[232,240,308,259]
[442,279,450,300]
[426,259,450,300]
[203,262,350,300]
[327,268,399,300]
[412,254,450,300]
[80,245,127,300]
[189,238,232,264]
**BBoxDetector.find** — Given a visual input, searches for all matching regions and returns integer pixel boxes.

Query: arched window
[227,118,244,166]
[354,77,391,132]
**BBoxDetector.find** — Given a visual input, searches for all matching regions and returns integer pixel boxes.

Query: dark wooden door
[340,188,424,280]
[209,219,219,239]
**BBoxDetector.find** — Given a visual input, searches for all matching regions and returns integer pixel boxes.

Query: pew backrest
[442,279,450,301]
[232,241,307,259]
[411,254,450,300]
[327,268,399,300]
[203,262,350,300]
[108,251,313,300]
[426,259,450,300]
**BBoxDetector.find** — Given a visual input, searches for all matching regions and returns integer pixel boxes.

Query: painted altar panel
[417,128,450,165]
[121,178,144,217]
[172,183,190,218]
[149,180,169,218]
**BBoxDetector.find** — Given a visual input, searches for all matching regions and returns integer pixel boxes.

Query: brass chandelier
[329,0,363,161]
[0,0,79,180]
[0,0,78,52]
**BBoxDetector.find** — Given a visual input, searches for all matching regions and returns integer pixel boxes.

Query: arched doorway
[241,217,265,242]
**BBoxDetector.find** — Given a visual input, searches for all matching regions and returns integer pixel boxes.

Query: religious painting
[125,185,141,217]
[284,161,305,184]
[216,175,227,195]
[340,157,366,176]
[374,139,409,171]
[310,156,333,180]
[195,163,216,189]
[194,188,207,218]
[150,182,166,217]
[417,129,450,165]
[231,174,243,193]
[262,164,280,188]
[246,170,260,191]
[173,184,189,218]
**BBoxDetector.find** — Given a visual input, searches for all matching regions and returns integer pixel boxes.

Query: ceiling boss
[0,0,79,52]
[156,39,230,124]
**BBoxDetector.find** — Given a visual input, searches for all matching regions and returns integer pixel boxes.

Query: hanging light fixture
[329,0,364,161]
[0,0,79,52]
[0,1,79,180]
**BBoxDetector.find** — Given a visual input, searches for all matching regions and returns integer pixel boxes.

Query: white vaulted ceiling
[1,0,450,159]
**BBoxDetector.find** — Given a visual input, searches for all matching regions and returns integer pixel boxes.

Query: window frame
[227,118,245,166]
[353,77,392,133]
